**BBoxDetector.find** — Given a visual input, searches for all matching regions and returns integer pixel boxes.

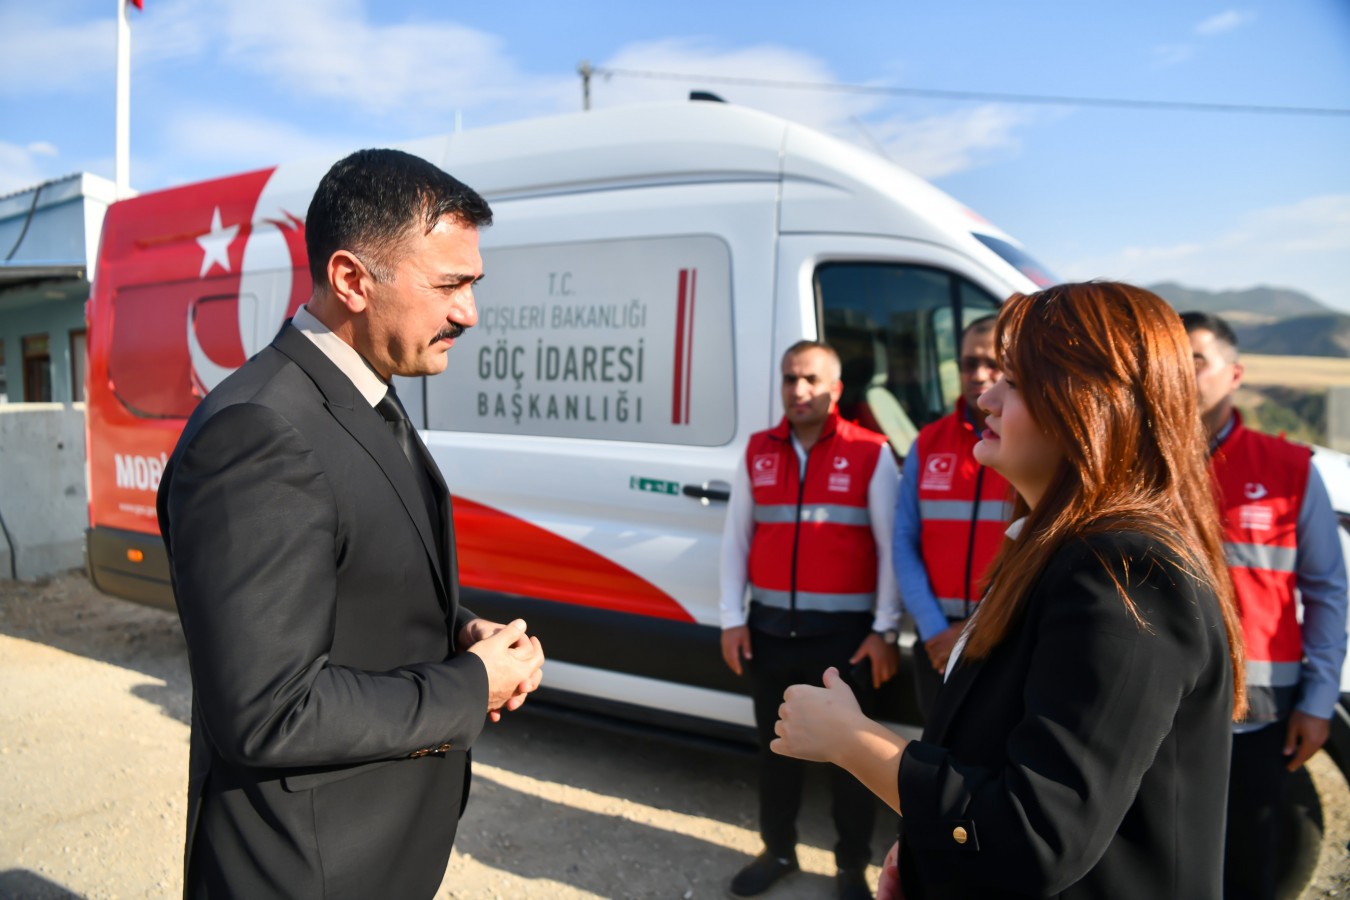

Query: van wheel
[1276,764,1322,900]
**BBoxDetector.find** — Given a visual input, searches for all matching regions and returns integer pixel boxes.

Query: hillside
[1234,314,1350,358]
[1238,354,1350,446]
[1146,282,1350,359]
[1141,284,1350,445]
[1147,282,1329,319]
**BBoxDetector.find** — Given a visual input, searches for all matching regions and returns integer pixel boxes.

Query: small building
[0,173,120,403]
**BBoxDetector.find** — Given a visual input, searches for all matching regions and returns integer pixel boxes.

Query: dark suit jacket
[897,531,1234,899]
[157,323,489,899]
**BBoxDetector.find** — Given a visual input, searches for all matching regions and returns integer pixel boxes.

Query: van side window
[429,236,736,446]
[815,264,999,456]
[108,285,255,418]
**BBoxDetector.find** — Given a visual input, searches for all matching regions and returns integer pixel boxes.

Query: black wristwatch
[874,629,899,646]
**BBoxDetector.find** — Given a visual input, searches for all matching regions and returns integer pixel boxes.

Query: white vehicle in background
[87,98,1053,739]
[1313,447,1350,542]
[84,95,1350,895]
[84,98,1347,894]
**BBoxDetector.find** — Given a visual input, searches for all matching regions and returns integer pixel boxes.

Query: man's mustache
[431,323,467,345]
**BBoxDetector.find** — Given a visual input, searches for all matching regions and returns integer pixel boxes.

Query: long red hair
[962,282,1246,718]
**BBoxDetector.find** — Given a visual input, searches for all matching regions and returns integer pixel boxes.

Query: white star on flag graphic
[197,207,239,278]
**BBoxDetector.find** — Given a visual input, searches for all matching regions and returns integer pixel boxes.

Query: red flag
[130,0,143,9]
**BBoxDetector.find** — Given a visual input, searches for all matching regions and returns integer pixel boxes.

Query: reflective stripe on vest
[745,412,888,619]
[915,402,1012,614]
[754,504,872,526]
[920,499,1015,523]
[1223,542,1297,573]
[1245,660,1302,688]
[1245,660,1302,724]
[937,597,974,619]
[751,586,876,614]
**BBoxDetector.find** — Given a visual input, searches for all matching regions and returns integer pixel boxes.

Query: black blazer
[157,323,488,899]
[897,531,1234,899]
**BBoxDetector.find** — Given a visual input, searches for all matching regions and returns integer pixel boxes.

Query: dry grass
[1240,354,1350,388]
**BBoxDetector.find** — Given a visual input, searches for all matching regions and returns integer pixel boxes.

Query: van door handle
[683,480,731,505]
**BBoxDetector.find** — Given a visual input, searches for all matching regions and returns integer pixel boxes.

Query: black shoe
[729,851,798,897]
[836,868,873,900]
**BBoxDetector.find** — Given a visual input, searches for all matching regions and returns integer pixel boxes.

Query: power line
[589,66,1350,118]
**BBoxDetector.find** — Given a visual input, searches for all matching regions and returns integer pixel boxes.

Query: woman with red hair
[773,282,1246,899]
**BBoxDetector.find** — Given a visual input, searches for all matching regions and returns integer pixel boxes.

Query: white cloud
[1150,43,1196,68]
[591,38,1031,180]
[160,110,370,173]
[27,142,59,158]
[1144,9,1254,72]
[868,106,1030,180]
[213,0,571,126]
[0,9,113,95]
[0,1,205,95]
[132,2,209,68]
[11,4,1036,191]
[0,141,57,194]
[592,38,880,131]
[1060,194,1350,311]
[1195,9,1256,36]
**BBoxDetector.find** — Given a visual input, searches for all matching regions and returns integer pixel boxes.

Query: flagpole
[115,0,131,197]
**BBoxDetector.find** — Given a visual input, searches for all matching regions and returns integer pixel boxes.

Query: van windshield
[816,263,1000,457]
[972,234,1057,288]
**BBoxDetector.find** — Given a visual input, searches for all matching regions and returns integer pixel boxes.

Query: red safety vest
[746,410,886,619]
[1212,412,1310,722]
[914,398,1013,620]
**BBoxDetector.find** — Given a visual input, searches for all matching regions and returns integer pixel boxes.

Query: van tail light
[126,549,144,564]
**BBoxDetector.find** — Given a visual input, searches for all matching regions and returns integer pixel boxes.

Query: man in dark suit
[157,148,545,899]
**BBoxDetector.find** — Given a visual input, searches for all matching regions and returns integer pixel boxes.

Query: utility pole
[578,60,593,111]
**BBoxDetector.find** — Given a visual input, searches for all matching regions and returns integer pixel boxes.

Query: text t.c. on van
[85,99,1055,742]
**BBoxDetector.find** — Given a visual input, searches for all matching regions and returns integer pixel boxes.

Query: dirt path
[0,573,884,899]
[1,573,1347,899]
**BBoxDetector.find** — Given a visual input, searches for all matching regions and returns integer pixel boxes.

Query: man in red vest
[1182,311,1347,900]
[892,316,1013,716]
[720,340,901,900]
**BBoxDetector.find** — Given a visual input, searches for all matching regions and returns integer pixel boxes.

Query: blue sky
[4,0,1349,309]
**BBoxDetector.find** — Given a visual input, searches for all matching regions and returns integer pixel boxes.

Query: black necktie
[376,387,442,542]
[376,387,421,473]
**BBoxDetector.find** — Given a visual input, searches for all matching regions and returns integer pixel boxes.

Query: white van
[85,99,1094,741]
[400,100,1053,738]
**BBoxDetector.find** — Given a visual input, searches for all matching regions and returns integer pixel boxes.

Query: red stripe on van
[683,268,696,425]
[453,496,695,622]
[672,269,688,424]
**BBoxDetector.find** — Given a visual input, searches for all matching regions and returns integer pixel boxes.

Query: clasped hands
[461,618,545,723]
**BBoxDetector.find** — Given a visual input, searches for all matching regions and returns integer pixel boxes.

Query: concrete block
[0,403,88,580]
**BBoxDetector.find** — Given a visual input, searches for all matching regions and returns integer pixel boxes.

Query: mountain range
[1146,282,1350,358]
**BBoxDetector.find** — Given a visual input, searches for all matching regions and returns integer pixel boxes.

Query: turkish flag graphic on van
[99,167,313,418]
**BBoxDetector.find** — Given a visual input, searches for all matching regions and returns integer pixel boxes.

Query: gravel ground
[1,572,1347,899]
